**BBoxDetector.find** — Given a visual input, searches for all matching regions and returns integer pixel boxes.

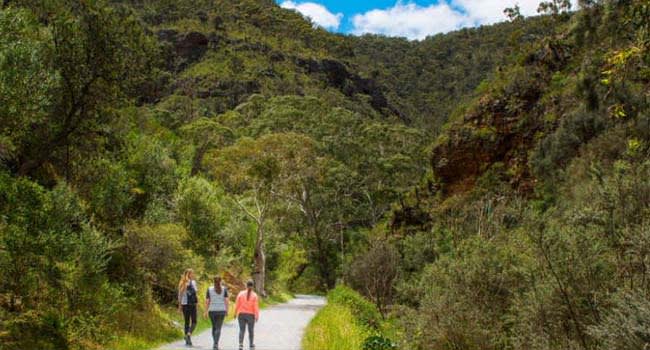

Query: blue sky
[286,0,419,32]
[277,0,547,40]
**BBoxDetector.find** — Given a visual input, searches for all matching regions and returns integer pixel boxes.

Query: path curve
[159,295,325,350]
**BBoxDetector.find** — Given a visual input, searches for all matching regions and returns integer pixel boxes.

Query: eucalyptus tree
[210,133,319,295]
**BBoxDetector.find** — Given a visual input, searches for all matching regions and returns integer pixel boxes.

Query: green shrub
[122,223,205,304]
[406,235,531,350]
[363,334,398,350]
[588,290,650,350]
[174,177,228,257]
[328,285,382,329]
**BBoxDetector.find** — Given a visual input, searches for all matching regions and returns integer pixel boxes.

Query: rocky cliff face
[431,40,572,195]
[153,26,403,119]
[390,39,574,232]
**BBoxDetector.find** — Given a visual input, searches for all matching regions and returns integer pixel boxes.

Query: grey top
[179,280,198,305]
[206,285,228,312]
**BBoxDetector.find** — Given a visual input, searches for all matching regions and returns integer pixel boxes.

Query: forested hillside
[1,0,649,349]
[364,2,650,350]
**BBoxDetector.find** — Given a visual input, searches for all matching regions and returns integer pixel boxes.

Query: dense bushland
[2,0,649,349]
[344,1,650,349]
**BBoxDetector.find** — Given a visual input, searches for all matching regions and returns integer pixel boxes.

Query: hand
[203,311,208,318]
[178,305,182,313]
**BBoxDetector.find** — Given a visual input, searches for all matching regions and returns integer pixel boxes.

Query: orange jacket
[235,290,260,320]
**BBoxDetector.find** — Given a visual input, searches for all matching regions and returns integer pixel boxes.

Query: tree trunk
[253,227,267,297]
[190,144,208,176]
[313,230,336,289]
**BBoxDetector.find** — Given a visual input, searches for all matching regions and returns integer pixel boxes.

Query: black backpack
[186,282,198,305]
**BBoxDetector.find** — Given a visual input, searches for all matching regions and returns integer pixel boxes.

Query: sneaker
[187,335,193,347]
[184,335,190,346]
[238,344,243,350]
[250,345,256,349]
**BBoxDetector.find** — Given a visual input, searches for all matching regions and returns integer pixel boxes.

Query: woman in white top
[204,275,229,350]
[178,268,198,346]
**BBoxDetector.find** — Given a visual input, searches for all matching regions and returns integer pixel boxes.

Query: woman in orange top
[235,280,259,350]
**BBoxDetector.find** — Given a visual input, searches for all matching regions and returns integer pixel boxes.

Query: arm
[234,293,241,317]
[254,295,260,321]
[224,288,230,315]
[178,288,183,312]
[204,289,210,317]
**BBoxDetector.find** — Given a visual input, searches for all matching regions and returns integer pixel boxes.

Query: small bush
[122,223,205,304]
[347,240,400,315]
[363,334,398,350]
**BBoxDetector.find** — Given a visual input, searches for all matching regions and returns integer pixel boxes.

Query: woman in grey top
[204,275,229,350]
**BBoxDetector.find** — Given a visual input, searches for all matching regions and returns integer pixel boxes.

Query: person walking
[204,275,229,350]
[178,268,198,347]
[235,280,259,350]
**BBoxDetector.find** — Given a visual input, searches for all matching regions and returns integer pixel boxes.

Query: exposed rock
[156,30,209,71]
[294,57,407,121]
[431,81,544,195]
[175,32,208,62]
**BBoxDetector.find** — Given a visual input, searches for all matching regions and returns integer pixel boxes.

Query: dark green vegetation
[1,0,649,349]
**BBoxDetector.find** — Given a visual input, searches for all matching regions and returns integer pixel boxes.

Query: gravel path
[158,295,325,350]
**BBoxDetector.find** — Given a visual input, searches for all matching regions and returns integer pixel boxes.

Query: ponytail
[245,279,254,300]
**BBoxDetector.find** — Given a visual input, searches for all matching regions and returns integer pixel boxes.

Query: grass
[302,304,369,350]
[105,305,179,350]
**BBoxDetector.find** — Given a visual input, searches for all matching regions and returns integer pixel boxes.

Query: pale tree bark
[235,190,268,297]
[253,225,266,297]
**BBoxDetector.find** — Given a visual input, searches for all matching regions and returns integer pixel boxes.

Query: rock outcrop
[295,57,407,122]
[157,30,209,71]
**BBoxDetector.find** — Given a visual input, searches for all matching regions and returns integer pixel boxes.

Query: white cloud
[280,1,343,30]
[352,2,469,40]
[351,1,574,40]
[452,0,543,25]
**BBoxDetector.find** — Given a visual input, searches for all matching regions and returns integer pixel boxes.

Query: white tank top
[207,286,228,312]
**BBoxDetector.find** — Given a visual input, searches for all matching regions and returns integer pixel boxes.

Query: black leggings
[238,313,255,346]
[182,304,197,335]
[209,311,226,345]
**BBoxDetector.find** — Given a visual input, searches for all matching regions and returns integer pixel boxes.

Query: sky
[277,0,547,40]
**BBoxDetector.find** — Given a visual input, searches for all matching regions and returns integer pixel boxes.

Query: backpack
[186,282,198,305]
